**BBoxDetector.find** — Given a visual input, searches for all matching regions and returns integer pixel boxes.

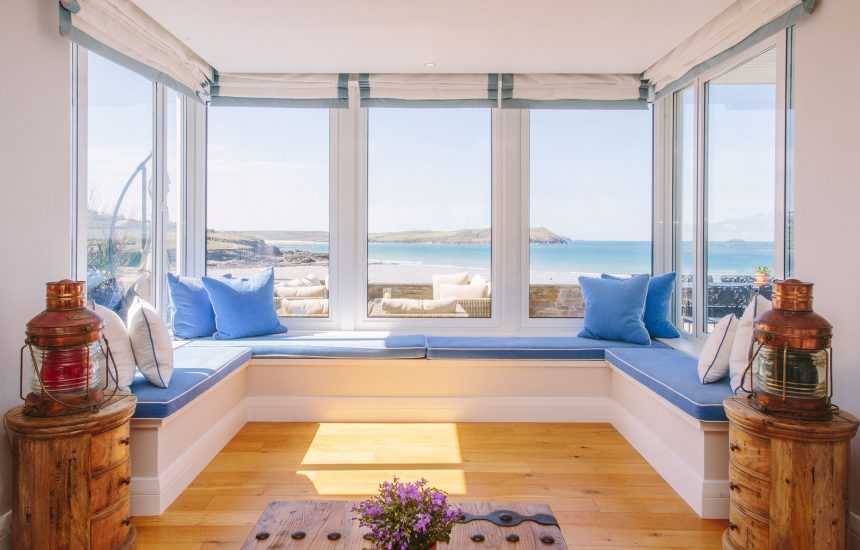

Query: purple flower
[353,477,459,549]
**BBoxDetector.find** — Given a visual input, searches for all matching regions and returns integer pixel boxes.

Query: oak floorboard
[134,422,724,549]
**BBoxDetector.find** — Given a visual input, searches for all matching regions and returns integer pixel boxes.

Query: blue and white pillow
[202,267,287,340]
[698,314,738,384]
[578,274,651,345]
[601,273,680,338]
[127,298,174,388]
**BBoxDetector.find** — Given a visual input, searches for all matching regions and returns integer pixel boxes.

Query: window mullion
[153,83,166,313]
[695,77,706,339]
[72,45,89,280]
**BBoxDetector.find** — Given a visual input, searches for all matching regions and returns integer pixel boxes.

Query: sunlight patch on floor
[300,423,463,465]
[297,423,467,494]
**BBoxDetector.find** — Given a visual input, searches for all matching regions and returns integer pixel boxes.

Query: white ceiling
[134,0,735,74]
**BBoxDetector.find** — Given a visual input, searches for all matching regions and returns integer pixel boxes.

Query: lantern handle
[100,336,120,404]
[740,341,765,395]
[19,344,28,401]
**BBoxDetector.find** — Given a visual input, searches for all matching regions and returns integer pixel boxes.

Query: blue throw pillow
[578,274,651,345]
[602,272,680,339]
[201,268,287,340]
[167,273,217,339]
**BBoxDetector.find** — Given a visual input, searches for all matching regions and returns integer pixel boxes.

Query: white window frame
[353,94,504,333]
[660,31,790,342]
[72,45,204,316]
[519,108,657,331]
[201,106,341,330]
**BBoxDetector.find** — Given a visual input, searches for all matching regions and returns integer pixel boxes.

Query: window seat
[184,332,427,359]
[131,345,251,419]
[605,348,733,422]
[426,336,666,360]
[128,331,731,520]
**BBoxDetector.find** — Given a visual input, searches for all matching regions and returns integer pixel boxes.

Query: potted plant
[755,265,772,286]
[352,477,461,550]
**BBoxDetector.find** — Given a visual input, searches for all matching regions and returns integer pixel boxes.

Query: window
[206,107,330,318]
[704,47,777,330]
[366,109,492,319]
[673,86,696,333]
[528,109,653,318]
[84,52,155,317]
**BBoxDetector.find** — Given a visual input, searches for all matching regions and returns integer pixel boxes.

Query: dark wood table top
[241,500,568,549]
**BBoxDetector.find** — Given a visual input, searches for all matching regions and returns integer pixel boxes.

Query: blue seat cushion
[186,332,428,359]
[605,348,732,421]
[131,345,251,418]
[426,336,666,360]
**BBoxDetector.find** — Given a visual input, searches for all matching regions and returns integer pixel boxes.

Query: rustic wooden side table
[5,395,138,550]
[242,500,567,549]
[722,396,858,550]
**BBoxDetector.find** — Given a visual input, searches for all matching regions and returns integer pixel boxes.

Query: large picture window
[84,52,155,317]
[366,109,492,319]
[528,109,653,318]
[704,47,777,331]
[206,107,330,318]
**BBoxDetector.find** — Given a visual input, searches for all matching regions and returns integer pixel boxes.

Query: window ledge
[656,335,704,358]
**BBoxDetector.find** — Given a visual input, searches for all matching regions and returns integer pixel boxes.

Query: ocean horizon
[268,239,775,283]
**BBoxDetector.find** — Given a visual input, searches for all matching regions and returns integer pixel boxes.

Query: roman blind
[501,74,649,109]
[210,73,350,108]
[359,74,499,107]
[646,0,815,99]
[58,0,212,100]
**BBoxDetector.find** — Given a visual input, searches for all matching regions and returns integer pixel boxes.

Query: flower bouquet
[352,477,462,550]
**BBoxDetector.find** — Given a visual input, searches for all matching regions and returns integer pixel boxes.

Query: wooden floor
[134,422,727,549]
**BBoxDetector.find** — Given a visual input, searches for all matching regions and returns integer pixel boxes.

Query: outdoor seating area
[3,1,860,550]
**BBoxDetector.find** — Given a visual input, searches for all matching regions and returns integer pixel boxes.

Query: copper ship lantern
[746,279,834,420]
[20,280,116,416]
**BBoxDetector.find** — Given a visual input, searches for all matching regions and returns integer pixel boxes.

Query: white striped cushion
[698,314,738,384]
[128,298,174,388]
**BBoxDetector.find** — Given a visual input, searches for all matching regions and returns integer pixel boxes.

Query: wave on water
[368,258,425,266]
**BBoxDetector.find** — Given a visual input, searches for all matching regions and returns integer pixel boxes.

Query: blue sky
[87,51,778,243]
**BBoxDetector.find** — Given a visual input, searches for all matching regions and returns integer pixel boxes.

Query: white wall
[0,0,72,543]
[793,0,860,544]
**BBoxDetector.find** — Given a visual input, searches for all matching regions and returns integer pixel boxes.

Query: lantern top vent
[772,278,814,312]
[25,280,102,348]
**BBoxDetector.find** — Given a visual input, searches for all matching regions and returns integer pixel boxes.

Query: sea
[270,240,775,281]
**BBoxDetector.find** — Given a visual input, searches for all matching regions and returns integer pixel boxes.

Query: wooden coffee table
[241,500,568,549]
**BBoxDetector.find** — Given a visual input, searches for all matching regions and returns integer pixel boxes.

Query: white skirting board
[246,395,615,423]
[612,402,728,519]
[0,509,10,550]
[130,399,247,516]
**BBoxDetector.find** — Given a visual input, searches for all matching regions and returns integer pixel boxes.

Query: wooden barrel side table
[5,395,138,550]
[722,396,858,550]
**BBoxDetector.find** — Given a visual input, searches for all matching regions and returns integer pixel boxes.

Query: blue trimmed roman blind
[501,74,649,110]
[645,0,815,99]
[58,0,213,101]
[210,73,349,108]
[359,74,499,108]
